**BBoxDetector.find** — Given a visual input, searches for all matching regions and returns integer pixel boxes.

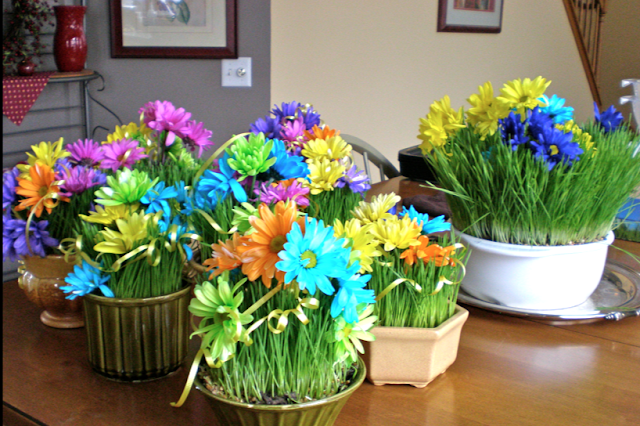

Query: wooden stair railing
[562,0,606,107]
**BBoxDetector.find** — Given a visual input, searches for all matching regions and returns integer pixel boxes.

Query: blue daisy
[594,102,624,133]
[60,260,113,299]
[530,126,583,170]
[526,107,555,141]
[399,205,451,234]
[539,94,574,124]
[499,112,530,150]
[196,153,247,203]
[269,138,310,179]
[159,216,194,261]
[141,181,178,220]
[276,218,351,296]
[330,263,375,324]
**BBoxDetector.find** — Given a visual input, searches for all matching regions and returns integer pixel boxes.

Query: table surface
[4,177,640,426]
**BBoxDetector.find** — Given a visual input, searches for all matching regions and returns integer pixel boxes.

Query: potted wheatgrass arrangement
[184,101,371,264]
[171,200,375,426]
[417,76,640,310]
[344,193,470,387]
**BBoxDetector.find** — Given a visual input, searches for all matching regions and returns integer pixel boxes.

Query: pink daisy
[67,139,104,167]
[182,120,214,158]
[281,116,307,144]
[258,179,310,207]
[139,100,191,147]
[100,139,148,172]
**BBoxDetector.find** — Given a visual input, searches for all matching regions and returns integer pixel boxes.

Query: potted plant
[417,77,640,310]
[343,192,470,387]
[171,200,376,426]
[3,137,107,328]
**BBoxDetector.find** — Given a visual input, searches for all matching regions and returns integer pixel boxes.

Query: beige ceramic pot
[19,255,84,329]
[362,305,469,387]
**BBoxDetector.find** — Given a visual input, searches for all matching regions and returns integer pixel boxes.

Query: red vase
[53,5,87,73]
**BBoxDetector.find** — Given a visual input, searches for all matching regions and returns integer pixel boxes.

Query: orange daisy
[203,233,247,279]
[14,163,69,218]
[236,201,305,288]
[400,236,459,267]
[303,125,340,141]
[400,235,431,266]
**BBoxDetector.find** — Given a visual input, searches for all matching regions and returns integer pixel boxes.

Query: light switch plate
[221,57,252,87]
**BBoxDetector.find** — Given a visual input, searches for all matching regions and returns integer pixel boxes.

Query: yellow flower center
[550,145,559,156]
[269,235,287,253]
[301,250,317,268]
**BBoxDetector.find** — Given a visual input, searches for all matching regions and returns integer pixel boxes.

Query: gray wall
[3,0,271,281]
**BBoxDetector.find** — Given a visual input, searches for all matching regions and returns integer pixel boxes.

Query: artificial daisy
[58,165,107,195]
[497,76,551,118]
[303,124,340,142]
[94,211,151,255]
[139,100,191,146]
[351,192,401,224]
[417,95,465,154]
[398,205,450,235]
[530,126,583,170]
[61,260,113,299]
[196,154,247,203]
[276,217,350,296]
[333,218,381,273]
[331,303,377,364]
[95,169,158,207]
[2,215,58,261]
[231,202,259,234]
[181,120,214,158]
[556,120,595,153]
[539,94,574,124]
[226,133,276,180]
[301,135,352,161]
[250,115,282,139]
[17,138,70,178]
[499,112,530,150]
[330,267,375,324]
[67,139,105,167]
[189,272,254,365]
[3,167,20,210]
[466,81,510,139]
[100,139,148,172]
[268,139,310,180]
[141,181,179,220]
[336,162,371,194]
[203,233,245,278]
[79,204,138,226]
[236,201,304,288]
[593,102,624,133]
[258,179,310,207]
[280,116,307,144]
[368,215,422,252]
[103,121,153,145]
[305,158,345,195]
[15,163,69,217]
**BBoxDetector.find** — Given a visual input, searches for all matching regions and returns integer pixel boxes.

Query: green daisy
[331,303,377,364]
[95,169,159,206]
[225,133,276,181]
[189,272,254,365]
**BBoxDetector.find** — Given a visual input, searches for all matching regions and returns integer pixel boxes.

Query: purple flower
[67,139,105,167]
[499,112,530,150]
[281,116,307,143]
[250,115,282,139]
[258,179,310,207]
[594,102,624,133]
[530,126,583,170]
[272,101,301,122]
[3,167,20,210]
[3,214,59,261]
[100,139,148,172]
[139,100,191,146]
[300,105,321,130]
[59,165,107,194]
[181,120,214,158]
[336,164,371,193]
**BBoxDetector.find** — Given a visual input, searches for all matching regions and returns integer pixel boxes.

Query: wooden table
[4,177,640,426]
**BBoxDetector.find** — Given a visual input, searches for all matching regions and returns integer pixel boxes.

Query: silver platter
[457,260,640,324]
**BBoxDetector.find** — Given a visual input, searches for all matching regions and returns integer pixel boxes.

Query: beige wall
[598,0,640,125]
[271,0,593,167]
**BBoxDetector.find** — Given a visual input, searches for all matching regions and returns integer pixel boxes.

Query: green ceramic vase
[194,358,366,426]
[83,285,191,381]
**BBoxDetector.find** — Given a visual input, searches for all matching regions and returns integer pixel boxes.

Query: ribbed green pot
[83,285,191,382]
[194,358,365,426]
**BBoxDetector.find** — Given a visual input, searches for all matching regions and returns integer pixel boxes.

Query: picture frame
[110,0,237,59]
[437,0,504,33]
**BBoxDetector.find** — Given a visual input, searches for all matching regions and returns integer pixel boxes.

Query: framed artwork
[110,0,237,59]
[437,0,504,33]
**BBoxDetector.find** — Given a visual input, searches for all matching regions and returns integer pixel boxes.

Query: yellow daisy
[301,135,352,161]
[417,95,465,154]
[17,138,70,179]
[351,193,401,224]
[94,211,150,254]
[368,216,422,252]
[497,76,551,118]
[466,81,511,139]
[304,158,345,195]
[333,218,382,273]
[79,203,140,226]
[556,120,595,155]
[103,122,153,145]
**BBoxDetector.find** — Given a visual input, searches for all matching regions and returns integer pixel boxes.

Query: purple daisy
[250,115,282,139]
[67,139,105,167]
[272,101,301,122]
[59,165,107,194]
[3,214,59,261]
[258,179,310,207]
[336,164,371,193]
[280,116,307,143]
[100,139,148,172]
[3,167,20,210]
[182,120,214,158]
[139,100,191,146]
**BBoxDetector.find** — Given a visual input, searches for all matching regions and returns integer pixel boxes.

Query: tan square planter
[362,305,469,388]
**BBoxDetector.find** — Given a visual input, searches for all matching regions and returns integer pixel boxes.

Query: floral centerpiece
[342,193,470,387]
[417,76,640,309]
[172,199,376,425]
[184,101,371,263]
